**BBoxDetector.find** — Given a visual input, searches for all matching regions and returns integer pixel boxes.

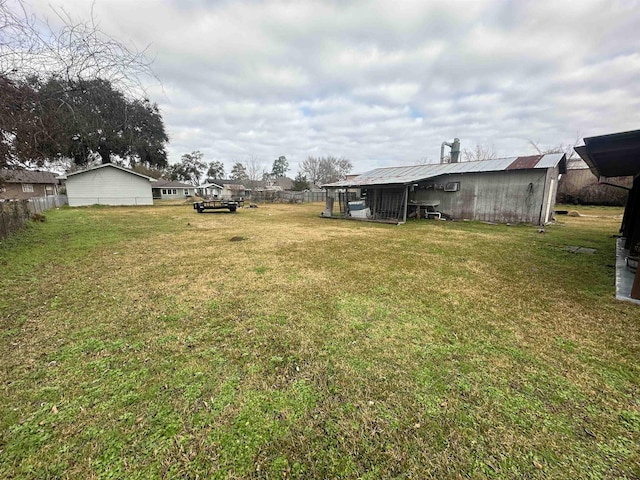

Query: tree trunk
[98,143,111,164]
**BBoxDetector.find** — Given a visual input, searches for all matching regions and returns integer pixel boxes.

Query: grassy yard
[1,203,638,479]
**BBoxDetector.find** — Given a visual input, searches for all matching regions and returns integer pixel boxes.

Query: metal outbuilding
[322,153,566,225]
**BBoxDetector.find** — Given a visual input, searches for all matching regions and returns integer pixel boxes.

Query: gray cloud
[25,0,640,173]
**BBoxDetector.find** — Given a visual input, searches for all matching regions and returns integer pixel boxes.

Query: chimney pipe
[440,138,461,163]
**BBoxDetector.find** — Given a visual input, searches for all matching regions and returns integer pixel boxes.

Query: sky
[20,0,640,175]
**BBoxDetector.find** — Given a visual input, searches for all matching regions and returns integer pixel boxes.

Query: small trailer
[193,199,243,213]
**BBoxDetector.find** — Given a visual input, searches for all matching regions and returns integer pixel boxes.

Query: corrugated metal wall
[411,169,557,224]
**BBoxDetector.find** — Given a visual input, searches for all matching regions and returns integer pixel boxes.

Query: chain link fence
[249,190,326,204]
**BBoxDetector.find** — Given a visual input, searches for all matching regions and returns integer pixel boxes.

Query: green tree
[12,76,169,168]
[131,163,165,179]
[230,162,248,181]
[125,98,169,169]
[271,155,289,177]
[0,76,49,170]
[291,172,310,191]
[167,151,205,185]
[206,161,225,180]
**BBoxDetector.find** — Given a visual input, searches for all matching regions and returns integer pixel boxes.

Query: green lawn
[1,203,638,479]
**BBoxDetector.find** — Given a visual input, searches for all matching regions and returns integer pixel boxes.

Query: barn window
[22,184,34,192]
[162,189,167,194]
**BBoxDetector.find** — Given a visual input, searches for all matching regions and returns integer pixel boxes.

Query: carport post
[631,269,640,300]
[402,186,408,223]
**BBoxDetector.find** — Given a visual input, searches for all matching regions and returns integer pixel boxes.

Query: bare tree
[462,145,498,162]
[1,0,157,93]
[529,133,583,160]
[301,156,321,185]
[302,156,352,185]
[245,155,266,189]
[1,0,161,171]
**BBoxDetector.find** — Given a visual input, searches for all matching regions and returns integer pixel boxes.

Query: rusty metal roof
[323,153,565,188]
[505,155,543,170]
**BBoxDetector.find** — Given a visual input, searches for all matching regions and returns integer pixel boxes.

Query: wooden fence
[0,195,67,240]
[28,195,68,213]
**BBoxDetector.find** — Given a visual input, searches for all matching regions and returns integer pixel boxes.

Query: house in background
[0,169,59,200]
[323,153,566,225]
[252,176,294,192]
[270,176,294,191]
[220,182,246,199]
[197,180,246,199]
[152,179,194,200]
[198,182,223,198]
[62,163,154,206]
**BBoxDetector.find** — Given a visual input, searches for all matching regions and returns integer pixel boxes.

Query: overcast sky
[24,0,640,175]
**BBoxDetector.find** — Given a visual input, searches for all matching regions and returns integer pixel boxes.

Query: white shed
[64,163,155,207]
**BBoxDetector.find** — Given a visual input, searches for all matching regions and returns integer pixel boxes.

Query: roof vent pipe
[440,138,461,163]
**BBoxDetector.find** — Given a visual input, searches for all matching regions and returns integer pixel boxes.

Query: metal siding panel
[409,170,549,223]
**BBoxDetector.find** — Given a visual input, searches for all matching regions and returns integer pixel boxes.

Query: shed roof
[323,153,566,188]
[0,169,58,184]
[63,163,155,181]
[574,129,640,178]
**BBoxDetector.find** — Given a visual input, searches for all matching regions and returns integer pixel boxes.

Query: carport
[575,129,640,302]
